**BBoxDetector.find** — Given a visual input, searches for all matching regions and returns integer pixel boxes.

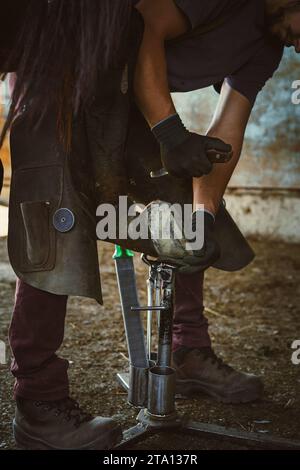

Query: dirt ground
[0,236,300,450]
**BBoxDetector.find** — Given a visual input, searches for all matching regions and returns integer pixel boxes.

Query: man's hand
[151,113,232,178]
[187,210,220,268]
[161,132,233,179]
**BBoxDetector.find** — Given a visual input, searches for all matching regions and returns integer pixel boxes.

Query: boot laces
[35,397,93,428]
[195,347,234,372]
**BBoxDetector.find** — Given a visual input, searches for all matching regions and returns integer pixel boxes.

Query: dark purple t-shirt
[164,0,284,105]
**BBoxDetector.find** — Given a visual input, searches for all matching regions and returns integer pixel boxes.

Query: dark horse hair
[0,0,132,148]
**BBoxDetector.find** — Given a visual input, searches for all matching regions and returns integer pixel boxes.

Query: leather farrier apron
[7,9,254,304]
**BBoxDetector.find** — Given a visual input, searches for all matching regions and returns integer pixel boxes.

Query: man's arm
[193,82,252,214]
[134,0,188,126]
[134,0,232,179]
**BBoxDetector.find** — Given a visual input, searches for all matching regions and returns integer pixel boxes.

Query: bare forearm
[134,0,188,126]
[134,28,175,126]
[193,134,243,214]
[193,83,252,214]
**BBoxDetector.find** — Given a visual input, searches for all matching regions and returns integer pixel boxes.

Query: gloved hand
[151,113,232,178]
[177,210,221,273]
[0,159,3,196]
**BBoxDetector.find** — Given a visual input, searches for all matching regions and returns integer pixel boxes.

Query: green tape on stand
[113,245,134,260]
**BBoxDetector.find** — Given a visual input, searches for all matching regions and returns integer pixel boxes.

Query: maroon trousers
[9,272,211,401]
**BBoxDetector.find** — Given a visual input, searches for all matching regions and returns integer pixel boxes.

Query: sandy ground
[0,236,300,450]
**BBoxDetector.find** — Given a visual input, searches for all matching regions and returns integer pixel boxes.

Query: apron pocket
[20,200,54,269]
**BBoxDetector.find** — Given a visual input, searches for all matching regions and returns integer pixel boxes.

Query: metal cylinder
[146,277,153,361]
[147,366,176,416]
[128,365,149,408]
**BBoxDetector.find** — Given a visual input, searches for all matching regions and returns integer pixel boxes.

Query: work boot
[172,347,263,404]
[13,397,122,450]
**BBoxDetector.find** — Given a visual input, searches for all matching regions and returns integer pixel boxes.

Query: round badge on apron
[53,208,75,233]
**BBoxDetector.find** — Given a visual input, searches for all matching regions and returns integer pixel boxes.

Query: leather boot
[173,347,263,404]
[13,396,122,449]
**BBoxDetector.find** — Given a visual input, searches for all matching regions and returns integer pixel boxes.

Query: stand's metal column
[147,264,177,418]
[113,246,148,407]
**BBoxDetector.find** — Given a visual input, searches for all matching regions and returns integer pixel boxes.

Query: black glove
[151,114,232,178]
[185,210,220,270]
[0,159,3,196]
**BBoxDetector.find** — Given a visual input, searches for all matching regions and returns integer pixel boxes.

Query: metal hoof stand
[113,246,300,451]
